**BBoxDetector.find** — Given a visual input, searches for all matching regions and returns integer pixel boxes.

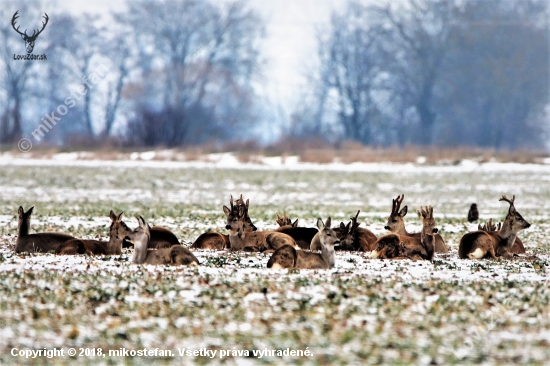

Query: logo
[11,10,48,59]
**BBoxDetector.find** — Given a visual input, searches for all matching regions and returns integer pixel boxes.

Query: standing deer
[267,217,340,269]
[191,195,257,250]
[11,11,48,54]
[15,206,75,253]
[384,194,448,253]
[127,216,199,266]
[370,206,438,260]
[459,195,530,259]
[56,211,132,255]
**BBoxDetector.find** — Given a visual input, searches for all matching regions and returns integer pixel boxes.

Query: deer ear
[508,205,516,215]
[223,205,230,216]
[325,217,332,229]
[109,210,117,221]
[340,222,346,231]
[117,212,124,222]
[18,206,24,216]
[399,206,408,217]
[316,218,324,230]
[292,219,298,228]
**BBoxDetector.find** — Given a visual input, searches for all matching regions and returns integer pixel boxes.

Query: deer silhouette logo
[11,11,49,54]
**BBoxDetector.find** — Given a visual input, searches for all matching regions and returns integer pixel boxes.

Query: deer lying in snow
[370,206,438,260]
[383,194,448,253]
[267,217,340,269]
[56,211,132,255]
[191,194,257,250]
[15,206,75,253]
[477,218,526,254]
[225,197,297,252]
[310,210,377,251]
[274,213,318,249]
[127,216,199,266]
[123,223,180,249]
[459,195,530,259]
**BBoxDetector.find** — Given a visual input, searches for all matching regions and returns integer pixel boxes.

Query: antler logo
[11,10,49,54]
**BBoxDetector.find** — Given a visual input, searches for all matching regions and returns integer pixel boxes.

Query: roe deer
[274,213,298,229]
[225,198,297,252]
[267,217,340,269]
[274,213,318,250]
[122,224,180,249]
[15,206,75,253]
[477,218,526,254]
[468,203,479,222]
[127,216,199,266]
[384,194,448,253]
[191,194,257,250]
[370,206,438,260]
[459,195,530,259]
[56,211,132,255]
[310,211,377,251]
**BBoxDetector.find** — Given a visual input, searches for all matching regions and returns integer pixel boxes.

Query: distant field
[1,156,549,365]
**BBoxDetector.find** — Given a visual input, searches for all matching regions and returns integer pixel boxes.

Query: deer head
[499,195,531,232]
[384,194,407,234]
[223,194,257,232]
[12,11,49,54]
[417,206,438,234]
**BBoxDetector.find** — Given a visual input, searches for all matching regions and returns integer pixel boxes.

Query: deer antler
[392,194,404,214]
[33,13,49,39]
[349,210,361,231]
[499,195,515,206]
[11,11,25,37]
[417,206,433,219]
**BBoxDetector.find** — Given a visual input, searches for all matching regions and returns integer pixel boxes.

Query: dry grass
[2,138,548,165]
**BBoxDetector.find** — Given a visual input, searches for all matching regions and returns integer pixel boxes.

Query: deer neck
[394,223,408,236]
[18,220,29,238]
[132,236,149,264]
[228,228,246,248]
[320,243,335,268]
[497,221,517,250]
[107,232,122,255]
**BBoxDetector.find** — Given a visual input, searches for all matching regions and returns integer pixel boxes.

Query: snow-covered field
[1,152,549,365]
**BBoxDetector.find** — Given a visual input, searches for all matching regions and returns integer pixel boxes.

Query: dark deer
[459,195,530,259]
[127,216,199,266]
[267,217,340,269]
[310,211,377,251]
[384,194,448,253]
[370,206,438,260]
[191,194,257,250]
[15,206,75,253]
[11,11,48,54]
[56,211,132,255]
[274,213,318,250]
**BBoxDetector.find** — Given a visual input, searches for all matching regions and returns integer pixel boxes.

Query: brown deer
[225,198,297,252]
[191,195,257,250]
[459,195,530,259]
[310,211,377,251]
[56,211,132,255]
[384,194,448,253]
[267,217,340,269]
[370,206,438,260]
[15,206,75,253]
[477,218,526,254]
[274,213,318,250]
[127,216,199,266]
[122,224,180,249]
[274,213,298,229]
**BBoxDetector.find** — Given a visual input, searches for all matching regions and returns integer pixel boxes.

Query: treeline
[0,0,548,150]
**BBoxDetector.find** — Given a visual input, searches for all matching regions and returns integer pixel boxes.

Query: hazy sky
[63,0,349,132]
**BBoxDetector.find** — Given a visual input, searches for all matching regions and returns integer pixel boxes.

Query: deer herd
[13,193,531,269]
